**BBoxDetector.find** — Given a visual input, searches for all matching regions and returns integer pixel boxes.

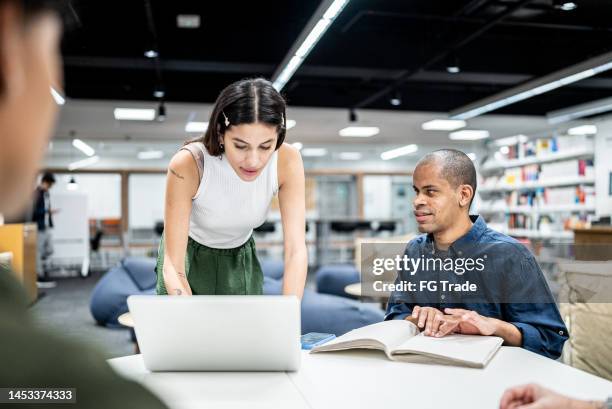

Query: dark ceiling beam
[63,56,612,90]
[341,10,612,33]
[351,0,533,109]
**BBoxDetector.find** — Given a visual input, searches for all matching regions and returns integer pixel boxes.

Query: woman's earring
[220,143,225,151]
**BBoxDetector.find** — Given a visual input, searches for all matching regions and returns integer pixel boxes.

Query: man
[385,149,568,359]
[32,171,57,281]
[0,0,167,407]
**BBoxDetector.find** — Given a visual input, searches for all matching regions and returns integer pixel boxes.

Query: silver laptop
[127,295,301,372]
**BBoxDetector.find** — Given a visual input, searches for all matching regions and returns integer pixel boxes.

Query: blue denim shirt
[385,215,568,359]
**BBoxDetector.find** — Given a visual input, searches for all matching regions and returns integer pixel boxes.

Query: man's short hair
[417,149,477,206]
[41,171,55,184]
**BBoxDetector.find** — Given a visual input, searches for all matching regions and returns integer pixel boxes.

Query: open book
[310,320,503,368]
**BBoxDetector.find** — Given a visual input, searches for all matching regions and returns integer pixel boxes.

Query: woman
[156,78,307,298]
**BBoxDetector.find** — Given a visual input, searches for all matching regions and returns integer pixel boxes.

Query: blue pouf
[315,264,360,299]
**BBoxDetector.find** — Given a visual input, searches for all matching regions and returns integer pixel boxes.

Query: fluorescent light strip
[421,119,466,131]
[547,96,612,124]
[449,130,490,140]
[338,152,362,160]
[301,148,327,157]
[272,0,349,91]
[72,139,95,157]
[567,125,597,135]
[138,150,165,160]
[68,156,99,171]
[185,121,208,133]
[114,108,156,121]
[50,87,65,105]
[381,144,418,160]
[339,126,379,137]
[450,52,612,120]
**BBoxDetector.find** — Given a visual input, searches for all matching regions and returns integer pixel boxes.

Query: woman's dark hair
[189,78,287,156]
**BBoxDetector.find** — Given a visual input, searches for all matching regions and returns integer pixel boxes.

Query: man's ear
[458,184,474,208]
[0,1,25,102]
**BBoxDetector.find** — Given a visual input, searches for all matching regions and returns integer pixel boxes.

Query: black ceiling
[62,0,612,116]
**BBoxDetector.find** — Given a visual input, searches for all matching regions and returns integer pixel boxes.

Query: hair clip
[222,111,230,127]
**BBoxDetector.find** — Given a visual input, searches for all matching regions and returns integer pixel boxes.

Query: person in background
[500,383,610,409]
[32,171,57,282]
[0,0,168,407]
[385,149,568,359]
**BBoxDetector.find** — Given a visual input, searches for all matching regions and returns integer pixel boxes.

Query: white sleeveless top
[181,142,279,249]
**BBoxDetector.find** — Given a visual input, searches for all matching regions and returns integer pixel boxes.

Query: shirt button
[559,330,564,336]
[441,294,445,300]
[458,251,463,256]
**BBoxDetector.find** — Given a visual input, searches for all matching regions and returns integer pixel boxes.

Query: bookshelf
[478,133,596,241]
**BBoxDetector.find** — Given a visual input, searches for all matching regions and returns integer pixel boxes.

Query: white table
[108,347,612,409]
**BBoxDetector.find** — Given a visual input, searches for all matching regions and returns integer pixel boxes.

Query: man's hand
[499,383,602,409]
[405,306,446,336]
[442,308,497,336]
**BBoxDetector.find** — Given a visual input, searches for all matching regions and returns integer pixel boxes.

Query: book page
[391,334,503,368]
[311,320,419,355]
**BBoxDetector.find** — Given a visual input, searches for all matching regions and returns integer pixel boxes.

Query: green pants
[155,235,264,295]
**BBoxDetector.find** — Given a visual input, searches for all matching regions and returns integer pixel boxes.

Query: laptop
[127,295,301,372]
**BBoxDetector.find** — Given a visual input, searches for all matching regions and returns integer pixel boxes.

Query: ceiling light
[339,126,379,137]
[381,144,418,160]
[301,148,327,157]
[449,130,490,140]
[50,87,65,105]
[291,142,303,150]
[144,49,158,58]
[114,108,156,121]
[547,96,612,124]
[567,125,597,135]
[272,0,350,91]
[138,150,164,160]
[72,139,95,157]
[467,152,477,161]
[389,91,402,106]
[422,119,466,131]
[494,134,528,146]
[177,14,201,28]
[446,66,460,74]
[446,53,461,74]
[338,152,362,160]
[68,156,99,171]
[450,50,612,120]
[185,121,208,133]
[554,1,577,11]
[286,119,297,129]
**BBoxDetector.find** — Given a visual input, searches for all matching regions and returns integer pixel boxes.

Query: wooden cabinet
[0,223,38,303]
[573,227,612,261]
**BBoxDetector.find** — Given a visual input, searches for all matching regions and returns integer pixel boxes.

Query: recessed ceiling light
[177,14,201,28]
[494,134,528,146]
[185,121,208,133]
[449,130,490,140]
[138,150,165,160]
[339,126,380,137]
[380,144,418,160]
[291,142,303,150]
[446,66,460,74]
[114,108,156,121]
[144,49,158,58]
[72,139,95,157]
[338,152,362,160]
[567,125,597,135]
[422,119,466,131]
[555,1,577,11]
[301,148,327,157]
[286,119,297,129]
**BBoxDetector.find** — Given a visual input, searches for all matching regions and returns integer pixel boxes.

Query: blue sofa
[90,257,384,336]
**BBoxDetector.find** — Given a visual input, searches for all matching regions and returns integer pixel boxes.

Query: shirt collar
[426,215,487,255]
